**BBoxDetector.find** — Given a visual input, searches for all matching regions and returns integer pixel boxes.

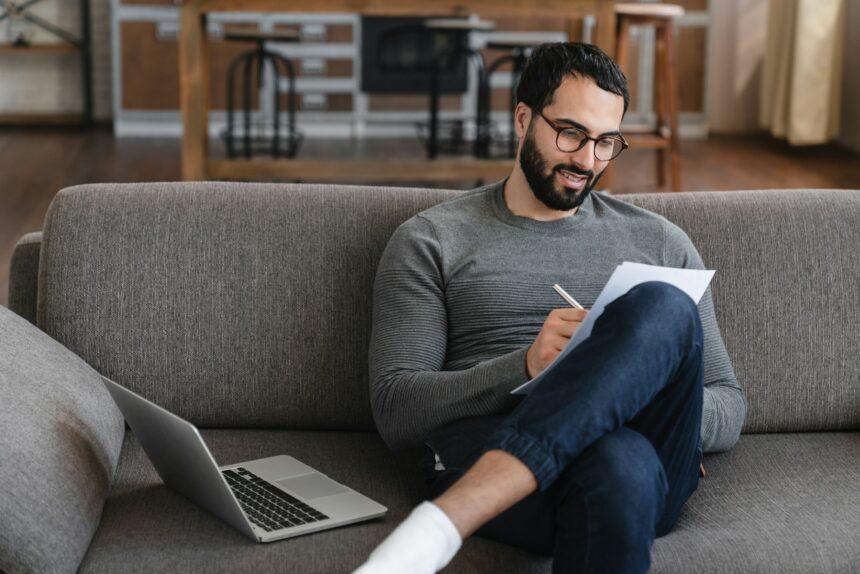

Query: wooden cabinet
[113,1,360,132]
[112,0,711,137]
[120,20,262,111]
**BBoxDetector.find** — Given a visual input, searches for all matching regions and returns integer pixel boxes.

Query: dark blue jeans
[423,281,704,574]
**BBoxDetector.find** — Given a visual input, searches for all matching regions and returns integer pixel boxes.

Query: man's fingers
[554,307,588,322]
[556,322,579,339]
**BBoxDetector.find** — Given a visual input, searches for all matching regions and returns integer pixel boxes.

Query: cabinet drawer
[289,93,353,112]
[368,94,461,112]
[272,22,353,44]
[121,20,262,111]
[293,58,353,78]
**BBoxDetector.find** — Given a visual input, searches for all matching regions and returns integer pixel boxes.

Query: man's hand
[526,307,588,379]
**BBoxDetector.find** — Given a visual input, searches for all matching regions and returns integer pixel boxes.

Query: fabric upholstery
[0,306,125,574]
[8,231,42,325]
[623,190,860,433]
[37,183,456,430]
[77,429,860,573]
[7,184,859,573]
[37,185,860,433]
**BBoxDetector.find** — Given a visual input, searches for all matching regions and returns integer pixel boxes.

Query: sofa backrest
[38,183,452,431]
[625,189,859,434]
[35,184,859,433]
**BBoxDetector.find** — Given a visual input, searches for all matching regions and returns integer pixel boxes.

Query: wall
[709,0,859,152]
[839,0,860,153]
[705,0,768,134]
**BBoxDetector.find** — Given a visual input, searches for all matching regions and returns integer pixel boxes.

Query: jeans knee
[612,281,702,347]
[629,281,697,319]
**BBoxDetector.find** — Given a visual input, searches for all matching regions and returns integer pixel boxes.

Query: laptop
[101,376,387,543]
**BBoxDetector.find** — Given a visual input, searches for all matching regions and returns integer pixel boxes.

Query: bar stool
[482,40,543,158]
[614,3,684,191]
[421,17,495,159]
[223,30,304,159]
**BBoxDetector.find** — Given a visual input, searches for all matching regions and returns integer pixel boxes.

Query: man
[355,42,746,574]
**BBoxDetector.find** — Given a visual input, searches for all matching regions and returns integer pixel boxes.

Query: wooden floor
[2,126,859,307]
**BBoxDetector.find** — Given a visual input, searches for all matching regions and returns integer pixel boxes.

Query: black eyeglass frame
[535,109,629,161]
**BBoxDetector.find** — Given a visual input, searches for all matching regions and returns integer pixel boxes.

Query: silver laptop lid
[101,376,257,540]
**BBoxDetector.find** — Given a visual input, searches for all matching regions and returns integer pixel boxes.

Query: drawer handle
[154,21,224,41]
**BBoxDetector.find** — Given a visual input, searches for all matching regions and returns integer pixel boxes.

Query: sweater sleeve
[663,221,748,452]
[369,215,529,451]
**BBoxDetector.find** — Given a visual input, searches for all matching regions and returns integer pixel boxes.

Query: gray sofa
[2,183,859,574]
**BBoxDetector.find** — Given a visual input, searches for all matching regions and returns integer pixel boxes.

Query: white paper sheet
[511,262,715,395]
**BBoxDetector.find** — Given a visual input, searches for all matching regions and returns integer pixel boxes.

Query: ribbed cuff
[481,427,559,492]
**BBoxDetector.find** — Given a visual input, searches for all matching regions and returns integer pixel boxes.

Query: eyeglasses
[536,110,628,162]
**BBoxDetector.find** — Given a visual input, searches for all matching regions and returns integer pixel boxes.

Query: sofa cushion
[78,429,859,573]
[0,306,125,574]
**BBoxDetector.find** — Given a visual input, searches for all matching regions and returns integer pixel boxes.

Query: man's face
[518,74,625,211]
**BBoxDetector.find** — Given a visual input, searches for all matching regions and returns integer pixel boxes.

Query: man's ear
[514,103,532,140]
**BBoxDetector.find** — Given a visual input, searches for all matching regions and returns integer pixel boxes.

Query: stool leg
[479,71,490,158]
[263,52,280,158]
[281,56,299,157]
[242,53,255,159]
[429,56,442,159]
[271,53,299,157]
[664,21,682,192]
[614,17,631,71]
[226,52,250,159]
[654,26,668,189]
[607,16,632,194]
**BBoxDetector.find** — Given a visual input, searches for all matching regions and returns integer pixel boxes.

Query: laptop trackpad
[276,473,349,500]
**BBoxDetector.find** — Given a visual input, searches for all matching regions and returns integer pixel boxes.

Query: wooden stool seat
[224,30,301,44]
[614,3,684,191]
[614,3,684,19]
[423,18,496,32]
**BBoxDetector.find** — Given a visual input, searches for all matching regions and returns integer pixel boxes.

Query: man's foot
[352,500,462,574]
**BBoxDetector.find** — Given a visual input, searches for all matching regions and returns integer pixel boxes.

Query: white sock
[352,501,462,574]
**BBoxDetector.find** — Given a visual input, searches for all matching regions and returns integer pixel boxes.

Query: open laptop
[101,376,387,543]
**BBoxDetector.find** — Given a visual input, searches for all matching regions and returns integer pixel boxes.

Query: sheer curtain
[759,0,846,145]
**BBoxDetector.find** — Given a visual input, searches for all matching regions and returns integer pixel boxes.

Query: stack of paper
[511,262,715,395]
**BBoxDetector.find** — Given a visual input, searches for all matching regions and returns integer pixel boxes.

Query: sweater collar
[490,177,595,234]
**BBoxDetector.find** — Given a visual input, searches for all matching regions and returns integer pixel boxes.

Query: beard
[518,126,603,212]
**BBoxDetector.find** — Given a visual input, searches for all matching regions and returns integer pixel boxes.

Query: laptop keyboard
[222,467,329,532]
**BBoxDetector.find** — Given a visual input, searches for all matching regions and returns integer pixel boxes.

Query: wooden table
[178,0,619,182]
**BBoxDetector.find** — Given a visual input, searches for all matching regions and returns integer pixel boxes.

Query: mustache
[554,164,594,180]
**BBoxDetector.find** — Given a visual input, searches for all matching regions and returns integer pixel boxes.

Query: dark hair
[516,42,630,115]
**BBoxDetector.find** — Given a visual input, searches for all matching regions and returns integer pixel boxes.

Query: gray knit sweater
[369,179,747,453]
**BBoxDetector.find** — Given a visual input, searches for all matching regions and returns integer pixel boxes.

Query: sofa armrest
[8,231,41,325]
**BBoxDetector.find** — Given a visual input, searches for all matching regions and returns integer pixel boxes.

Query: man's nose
[566,140,596,172]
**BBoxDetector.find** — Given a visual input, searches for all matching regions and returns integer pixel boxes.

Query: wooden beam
[595,0,617,55]
[207,158,513,183]
[191,0,598,18]
[179,0,209,181]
